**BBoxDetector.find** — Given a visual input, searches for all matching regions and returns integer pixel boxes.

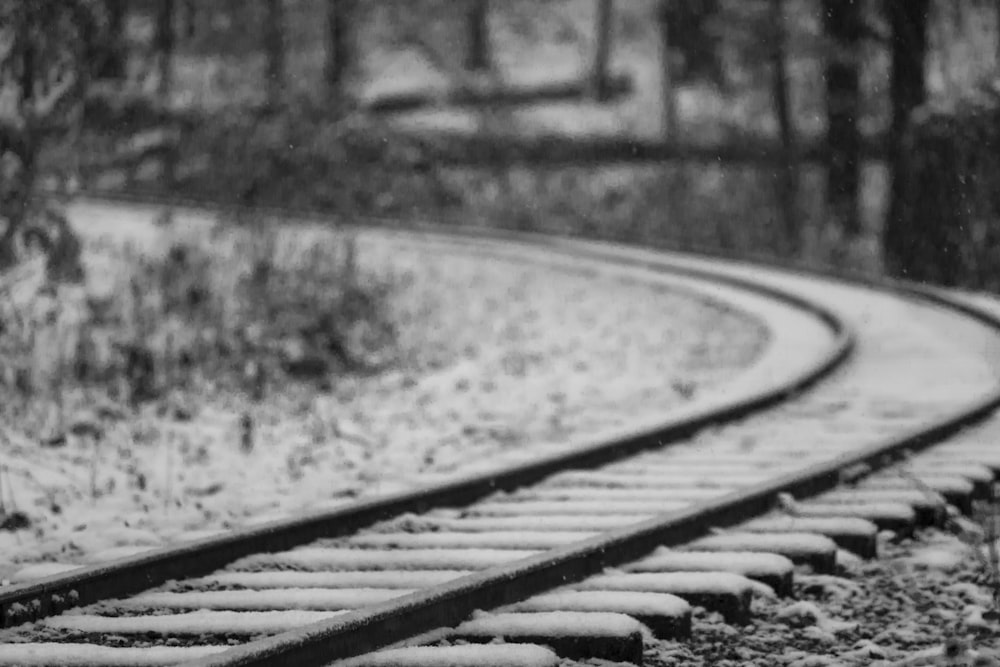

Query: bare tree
[0,1,101,269]
[326,0,355,101]
[770,0,797,253]
[591,0,613,100]
[883,0,931,276]
[466,0,490,71]
[657,0,678,139]
[93,0,126,80]
[821,0,861,238]
[155,0,175,100]
[264,0,286,108]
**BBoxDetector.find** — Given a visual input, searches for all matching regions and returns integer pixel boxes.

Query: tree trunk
[325,0,354,102]
[155,0,175,100]
[591,0,613,100]
[264,0,286,108]
[466,0,489,71]
[663,0,720,85]
[883,0,930,277]
[821,0,861,238]
[996,0,1000,67]
[155,0,176,193]
[182,0,196,39]
[770,0,797,254]
[94,0,126,80]
[657,0,677,140]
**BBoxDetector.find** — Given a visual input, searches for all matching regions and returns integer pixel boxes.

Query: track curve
[2,195,1000,667]
[0,199,850,626]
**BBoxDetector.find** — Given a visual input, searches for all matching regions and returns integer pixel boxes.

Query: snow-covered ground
[0,201,801,581]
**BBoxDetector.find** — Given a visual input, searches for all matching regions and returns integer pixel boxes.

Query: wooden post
[466,0,490,71]
[591,0,613,100]
[264,0,286,109]
[821,0,861,238]
[770,0,797,253]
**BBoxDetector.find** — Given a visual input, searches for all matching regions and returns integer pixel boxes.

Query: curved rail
[176,237,1000,667]
[5,192,1000,667]
[0,198,854,630]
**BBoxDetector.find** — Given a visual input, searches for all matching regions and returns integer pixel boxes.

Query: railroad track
[2,196,1000,666]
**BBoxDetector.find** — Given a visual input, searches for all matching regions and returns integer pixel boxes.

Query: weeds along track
[1,196,1000,666]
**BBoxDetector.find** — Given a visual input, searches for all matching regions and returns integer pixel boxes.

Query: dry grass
[0,211,399,464]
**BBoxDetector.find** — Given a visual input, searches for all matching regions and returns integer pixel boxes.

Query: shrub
[0,220,400,444]
[175,94,460,216]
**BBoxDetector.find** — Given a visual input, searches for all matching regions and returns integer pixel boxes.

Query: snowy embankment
[0,200,832,581]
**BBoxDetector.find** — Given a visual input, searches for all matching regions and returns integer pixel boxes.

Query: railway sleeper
[0,642,229,666]
[37,609,349,636]
[623,549,794,597]
[230,548,540,572]
[546,470,769,490]
[418,514,656,533]
[186,570,472,591]
[348,644,561,667]
[340,531,599,551]
[852,475,976,511]
[97,587,416,613]
[918,446,1000,475]
[680,532,838,573]
[787,502,917,535]
[738,516,878,558]
[461,500,692,517]
[805,489,946,526]
[496,591,692,640]
[513,486,728,502]
[450,612,646,664]
[568,572,755,625]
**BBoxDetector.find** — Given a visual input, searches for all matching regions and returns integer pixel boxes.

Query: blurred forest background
[2,0,1000,287]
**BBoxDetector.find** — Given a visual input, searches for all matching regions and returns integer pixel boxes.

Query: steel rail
[0,194,853,631]
[12,191,1000,667]
[58,192,998,667]
[176,270,1000,667]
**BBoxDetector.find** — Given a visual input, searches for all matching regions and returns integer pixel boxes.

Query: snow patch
[459,611,643,638]
[0,643,228,666]
[347,531,594,550]
[354,644,560,667]
[7,562,81,584]
[234,548,540,571]
[124,587,414,610]
[45,610,349,635]
[197,570,471,590]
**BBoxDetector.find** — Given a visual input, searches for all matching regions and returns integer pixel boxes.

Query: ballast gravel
[562,524,1000,667]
